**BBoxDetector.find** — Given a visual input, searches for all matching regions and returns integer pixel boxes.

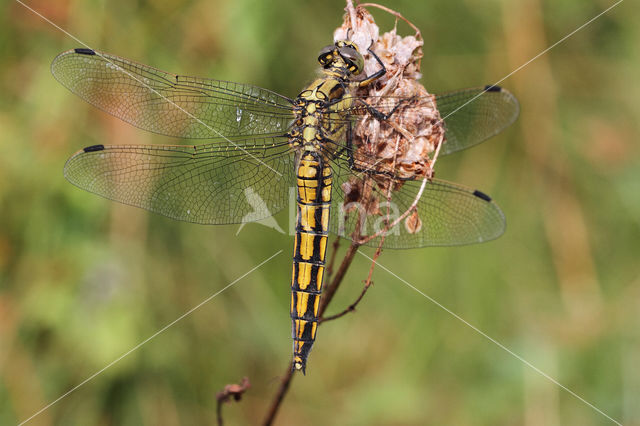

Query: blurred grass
[1,0,639,425]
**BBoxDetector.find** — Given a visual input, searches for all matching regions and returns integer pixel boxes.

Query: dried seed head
[334,5,444,185]
[335,5,442,236]
[404,210,423,234]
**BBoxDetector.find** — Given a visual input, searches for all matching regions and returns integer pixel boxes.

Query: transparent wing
[435,85,519,155]
[324,85,519,156]
[51,48,294,139]
[64,136,294,224]
[327,153,505,249]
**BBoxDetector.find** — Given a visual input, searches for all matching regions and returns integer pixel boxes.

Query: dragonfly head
[318,40,364,77]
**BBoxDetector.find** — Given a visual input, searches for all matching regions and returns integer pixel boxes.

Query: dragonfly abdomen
[291,151,332,373]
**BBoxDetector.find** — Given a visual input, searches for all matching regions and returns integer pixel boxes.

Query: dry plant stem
[262,241,361,426]
[326,238,342,280]
[262,361,294,426]
[216,377,250,426]
[265,216,381,426]
[356,177,428,245]
[430,125,445,169]
[358,2,423,68]
[263,178,374,425]
[320,280,371,323]
[320,238,381,324]
[319,176,371,317]
[359,2,422,39]
[217,401,223,426]
[318,239,362,317]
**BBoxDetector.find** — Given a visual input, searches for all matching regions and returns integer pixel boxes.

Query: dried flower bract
[334,4,444,187]
[334,3,443,239]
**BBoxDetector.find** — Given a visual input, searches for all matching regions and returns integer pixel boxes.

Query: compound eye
[317,45,335,66]
[338,46,364,74]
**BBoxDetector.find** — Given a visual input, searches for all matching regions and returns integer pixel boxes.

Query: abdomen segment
[291,151,332,373]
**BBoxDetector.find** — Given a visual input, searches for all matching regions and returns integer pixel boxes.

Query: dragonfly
[51,41,519,374]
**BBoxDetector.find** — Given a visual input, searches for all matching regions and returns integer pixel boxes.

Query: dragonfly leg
[359,96,417,122]
[345,120,355,169]
[357,48,386,88]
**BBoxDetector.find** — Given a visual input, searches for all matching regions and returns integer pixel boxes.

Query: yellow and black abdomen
[291,150,332,373]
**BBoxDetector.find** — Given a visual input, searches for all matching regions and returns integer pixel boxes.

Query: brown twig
[358,3,422,40]
[264,173,371,425]
[364,239,384,286]
[326,237,341,280]
[358,2,423,68]
[320,280,372,323]
[264,171,394,424]
[262,362,294,426]
[318,238,362,317]
[215,377,250,426]
[262,239,361,426]
[322,158,389,323]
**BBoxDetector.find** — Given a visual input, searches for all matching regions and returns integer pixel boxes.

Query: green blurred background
[1,0,639,424]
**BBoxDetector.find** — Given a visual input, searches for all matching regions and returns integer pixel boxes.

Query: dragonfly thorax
[289,76,353,152]
[287,41,365,152]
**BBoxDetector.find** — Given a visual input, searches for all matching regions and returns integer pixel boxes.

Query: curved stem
[261,362,294,426]
[262,238,360,425]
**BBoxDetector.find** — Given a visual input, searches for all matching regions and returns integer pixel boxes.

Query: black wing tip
[83,144,105,152]
[74,48,96,56]
[484,84,502,92]
[473,189,492,202]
